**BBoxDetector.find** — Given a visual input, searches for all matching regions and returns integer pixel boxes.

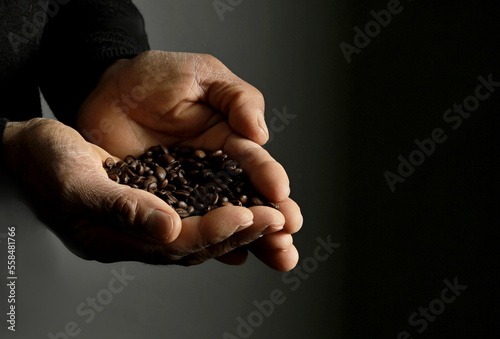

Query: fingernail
[146,210,173,240]
[262,225,284,236]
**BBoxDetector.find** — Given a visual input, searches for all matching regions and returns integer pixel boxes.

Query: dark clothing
[0,0,149,126]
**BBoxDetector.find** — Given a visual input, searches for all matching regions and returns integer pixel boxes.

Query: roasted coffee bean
[124,155,136,164]
[120,173,130,184]
[267,202,280,209]
[160,154,175,164]
[175,176,188,186]
[136,164,145,176]
[109,173,120,183]
[250,197,264,206]
[155,166,167,181]
[104,157,115,169]
[130,176,145,185]
[210,193,219,205]
[175,208,189,218]
[176,201,188,209]
[175,190,190,198]
[159,179,169,189]
[193,150,206,158]
[104,144,279,218]
[230,200,242,206]
[160,144,169,154]
[141,179,155,189]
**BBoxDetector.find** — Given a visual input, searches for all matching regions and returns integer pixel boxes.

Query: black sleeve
[0,118,9,165]
[38,0,150,127]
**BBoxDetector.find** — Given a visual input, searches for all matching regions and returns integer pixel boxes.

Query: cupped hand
[2,118,298,268]
[76,51,302,271]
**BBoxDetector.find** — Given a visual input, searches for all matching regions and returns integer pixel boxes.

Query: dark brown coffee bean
[230,200,242,206]
[109,173,120,183]
[149,146,161,154]
[130,176,145,185]
[193,150,206,158]
[159,179,169,189]
[166,192,178,204]
[105,144,278,217]
[124,155,136,164]
[104,157,115,169]
[210,150,223,158]
[175,190,190,198]
[210,193,219,205]
[141,179,154,189]
[120,173,130,184]
[176,201,188,209]
[107,168,121,175]
[160,154,175,164]
[155,166,167,181]
[136,164,145,176]
[267,202,279,210]
[175,208,189,218]
[250,197,264,206]
[175,176,188,186]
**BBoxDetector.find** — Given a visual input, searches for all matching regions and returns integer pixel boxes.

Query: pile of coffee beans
[104,145,278,218]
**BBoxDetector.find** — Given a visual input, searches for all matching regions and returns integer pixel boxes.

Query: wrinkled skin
[3,51,302,271]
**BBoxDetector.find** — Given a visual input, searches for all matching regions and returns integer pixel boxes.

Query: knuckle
[109,192,140,227]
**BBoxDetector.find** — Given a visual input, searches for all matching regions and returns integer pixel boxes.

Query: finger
[76,172,182,244]
[58,218,181,264]
[251,243,300,272]
[179,205,284,266]
[249,232,294,250]
[169,206,254,256]
[62,206,253,265]
[199,55,268,145]
[275,198,303,234]
[223,134,290,202]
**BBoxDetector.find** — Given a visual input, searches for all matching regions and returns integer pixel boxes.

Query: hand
[2,118,296,267]
[76,51,302,271]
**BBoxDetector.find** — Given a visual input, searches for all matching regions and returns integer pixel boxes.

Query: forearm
[39,0,150,127]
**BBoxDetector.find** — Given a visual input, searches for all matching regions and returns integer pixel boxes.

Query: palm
[78,51,254,158]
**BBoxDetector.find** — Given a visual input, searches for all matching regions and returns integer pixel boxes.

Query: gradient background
[1,0,499,338]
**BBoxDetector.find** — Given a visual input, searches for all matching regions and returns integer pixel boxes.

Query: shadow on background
[1,1,499,338]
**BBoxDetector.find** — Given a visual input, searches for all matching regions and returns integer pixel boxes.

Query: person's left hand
[76,51,302,271]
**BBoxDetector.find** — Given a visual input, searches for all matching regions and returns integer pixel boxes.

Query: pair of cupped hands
[4,51,302,271]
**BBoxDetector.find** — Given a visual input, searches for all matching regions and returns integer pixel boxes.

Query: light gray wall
[2,1,342,339]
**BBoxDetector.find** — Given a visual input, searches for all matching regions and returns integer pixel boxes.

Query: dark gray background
[1,0,499,338]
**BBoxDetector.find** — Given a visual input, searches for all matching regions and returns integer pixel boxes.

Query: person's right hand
[2,118,286,266]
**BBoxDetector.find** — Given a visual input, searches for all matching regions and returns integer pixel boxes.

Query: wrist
[2,121,25,172]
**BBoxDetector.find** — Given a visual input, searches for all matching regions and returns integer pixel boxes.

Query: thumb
[81,176,182,243]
